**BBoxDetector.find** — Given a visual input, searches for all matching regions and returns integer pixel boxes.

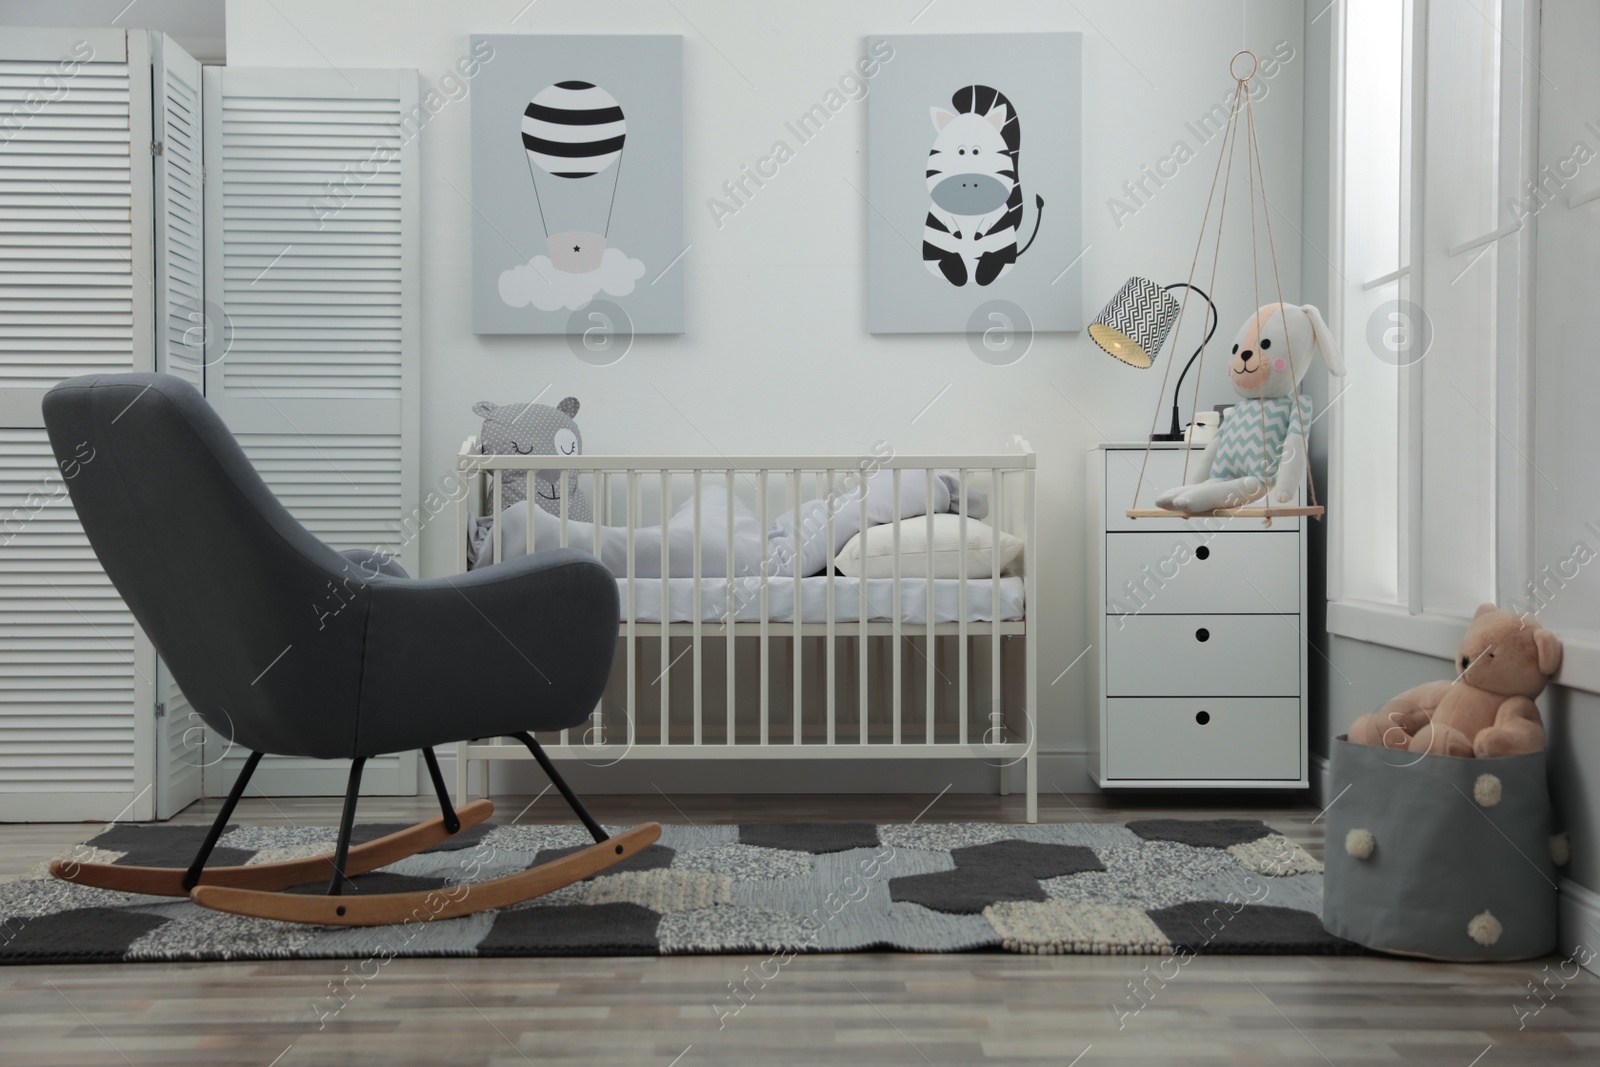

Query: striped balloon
[521,81,626,179]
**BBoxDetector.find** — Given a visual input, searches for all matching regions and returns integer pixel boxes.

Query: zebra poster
[866,34,1082,334]
[471,35,684,335]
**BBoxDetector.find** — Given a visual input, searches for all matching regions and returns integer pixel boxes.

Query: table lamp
[1088,276,1218,442]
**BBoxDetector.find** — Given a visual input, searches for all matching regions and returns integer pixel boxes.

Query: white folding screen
[200,65,421,797]
[0,29,157,821]
[150,33,206,818]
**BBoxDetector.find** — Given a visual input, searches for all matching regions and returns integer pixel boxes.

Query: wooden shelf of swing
[1125,504,1324,528]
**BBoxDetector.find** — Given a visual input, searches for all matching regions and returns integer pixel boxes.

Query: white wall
[225,0,1306,789]
[0,0,224,60]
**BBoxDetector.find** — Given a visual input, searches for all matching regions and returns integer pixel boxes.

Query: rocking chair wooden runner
[1127,50,1324,527]
[42,373,657,926]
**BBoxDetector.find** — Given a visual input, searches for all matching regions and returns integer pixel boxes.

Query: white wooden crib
[453,439,1038,821]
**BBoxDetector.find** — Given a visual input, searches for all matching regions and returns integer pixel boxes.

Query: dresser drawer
[1105,697,1301,781]
[1105,614,1300,696]
[1105,532,1298,615]
[1104,448,1302,532]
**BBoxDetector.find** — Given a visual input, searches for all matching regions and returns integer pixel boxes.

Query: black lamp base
[1150,405,1187,443]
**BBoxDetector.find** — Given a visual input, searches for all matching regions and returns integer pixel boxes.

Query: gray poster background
[867,33,1082,334]
[471,34,684,335]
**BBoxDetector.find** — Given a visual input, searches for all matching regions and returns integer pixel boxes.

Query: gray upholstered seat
[42,372,619,761]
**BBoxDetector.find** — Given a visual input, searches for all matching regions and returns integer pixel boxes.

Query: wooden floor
[4,791,1598,1066]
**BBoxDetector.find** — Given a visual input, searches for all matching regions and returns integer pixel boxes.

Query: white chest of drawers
[1086,443,1309,789]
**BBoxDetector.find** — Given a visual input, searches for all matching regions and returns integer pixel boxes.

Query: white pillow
[834,514,1023,579]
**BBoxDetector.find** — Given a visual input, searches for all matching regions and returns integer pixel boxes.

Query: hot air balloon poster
[471,35,684,335]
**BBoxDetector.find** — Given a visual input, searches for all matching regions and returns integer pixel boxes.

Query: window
[1332,0,1509,619]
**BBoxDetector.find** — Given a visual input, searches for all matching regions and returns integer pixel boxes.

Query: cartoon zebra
[922,85,1044,287]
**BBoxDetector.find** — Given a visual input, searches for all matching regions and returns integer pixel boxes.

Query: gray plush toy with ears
[472,396,592,522]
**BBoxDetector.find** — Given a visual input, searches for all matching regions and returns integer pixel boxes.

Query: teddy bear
[471,396,593,522]
[1155,302,1344,515]
[1348,605,1563,758]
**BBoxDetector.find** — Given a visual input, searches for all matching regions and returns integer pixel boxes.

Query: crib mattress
[615,576,1025,624]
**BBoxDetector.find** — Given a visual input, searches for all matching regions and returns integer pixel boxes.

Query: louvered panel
[237,433,404,553]
[0,30,153,821]
[155,36,204,388]
[0,431,137,794]
[151,35,207,817]
[160,681,202,813]
[202,67,419,797]
[0,55,134,388]
[213,93,404,400]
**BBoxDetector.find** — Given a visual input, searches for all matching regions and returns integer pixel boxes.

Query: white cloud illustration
[498,248,647,312]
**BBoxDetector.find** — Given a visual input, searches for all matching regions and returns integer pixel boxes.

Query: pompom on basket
[1322,736,1560,962]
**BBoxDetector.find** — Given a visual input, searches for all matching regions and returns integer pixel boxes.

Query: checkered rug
[0,818,1358,962]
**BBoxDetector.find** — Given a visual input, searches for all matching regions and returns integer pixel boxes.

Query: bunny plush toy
[1155,302,1344,515]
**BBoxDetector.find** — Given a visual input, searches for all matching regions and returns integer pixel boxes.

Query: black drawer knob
[1195,545,1210,560]
[1195,627,1210,642]
[1195,710,1211,725]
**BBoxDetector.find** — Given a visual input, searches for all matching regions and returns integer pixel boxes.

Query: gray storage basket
[1322,736,1558,962]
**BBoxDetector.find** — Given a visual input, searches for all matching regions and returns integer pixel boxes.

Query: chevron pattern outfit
[1209,395,1313,480]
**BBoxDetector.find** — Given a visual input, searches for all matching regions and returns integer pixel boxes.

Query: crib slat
[892,468,902,748]
[692,469,702,747]
[492,470,503,565]
[790,469,802,744]
[958,468,968,747]
[925,468,935,746]
[525,494,534,560]
[725,469,735,746]
[559,469,569,547]
[825,468,835,747]
[991,467,1003,756]
[627,470,637,750]
[1025,460,1038,823]
[858,473,868,746]
[594,470,606,748]
[660,469,671,747]
[759,468,770,746]
[557,470,568,746]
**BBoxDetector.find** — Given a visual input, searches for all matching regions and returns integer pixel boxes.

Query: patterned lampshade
[1088,276,1182,368]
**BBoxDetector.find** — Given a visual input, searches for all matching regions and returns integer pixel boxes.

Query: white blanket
[468,468,987,579]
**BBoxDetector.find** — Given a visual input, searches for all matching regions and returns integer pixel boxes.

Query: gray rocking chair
[42,373,656,926]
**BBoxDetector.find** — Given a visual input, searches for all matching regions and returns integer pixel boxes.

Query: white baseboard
[437,748,1098,798]
[0,790,154,824]
[1559,877,1600,977]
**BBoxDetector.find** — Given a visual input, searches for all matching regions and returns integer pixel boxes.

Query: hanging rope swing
[1127,50,1323,526]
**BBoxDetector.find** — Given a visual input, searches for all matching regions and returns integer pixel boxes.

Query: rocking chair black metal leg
[326,757,367,896]
[181,750,264,891]
[421,747,460,834]
[510,732,608,844]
